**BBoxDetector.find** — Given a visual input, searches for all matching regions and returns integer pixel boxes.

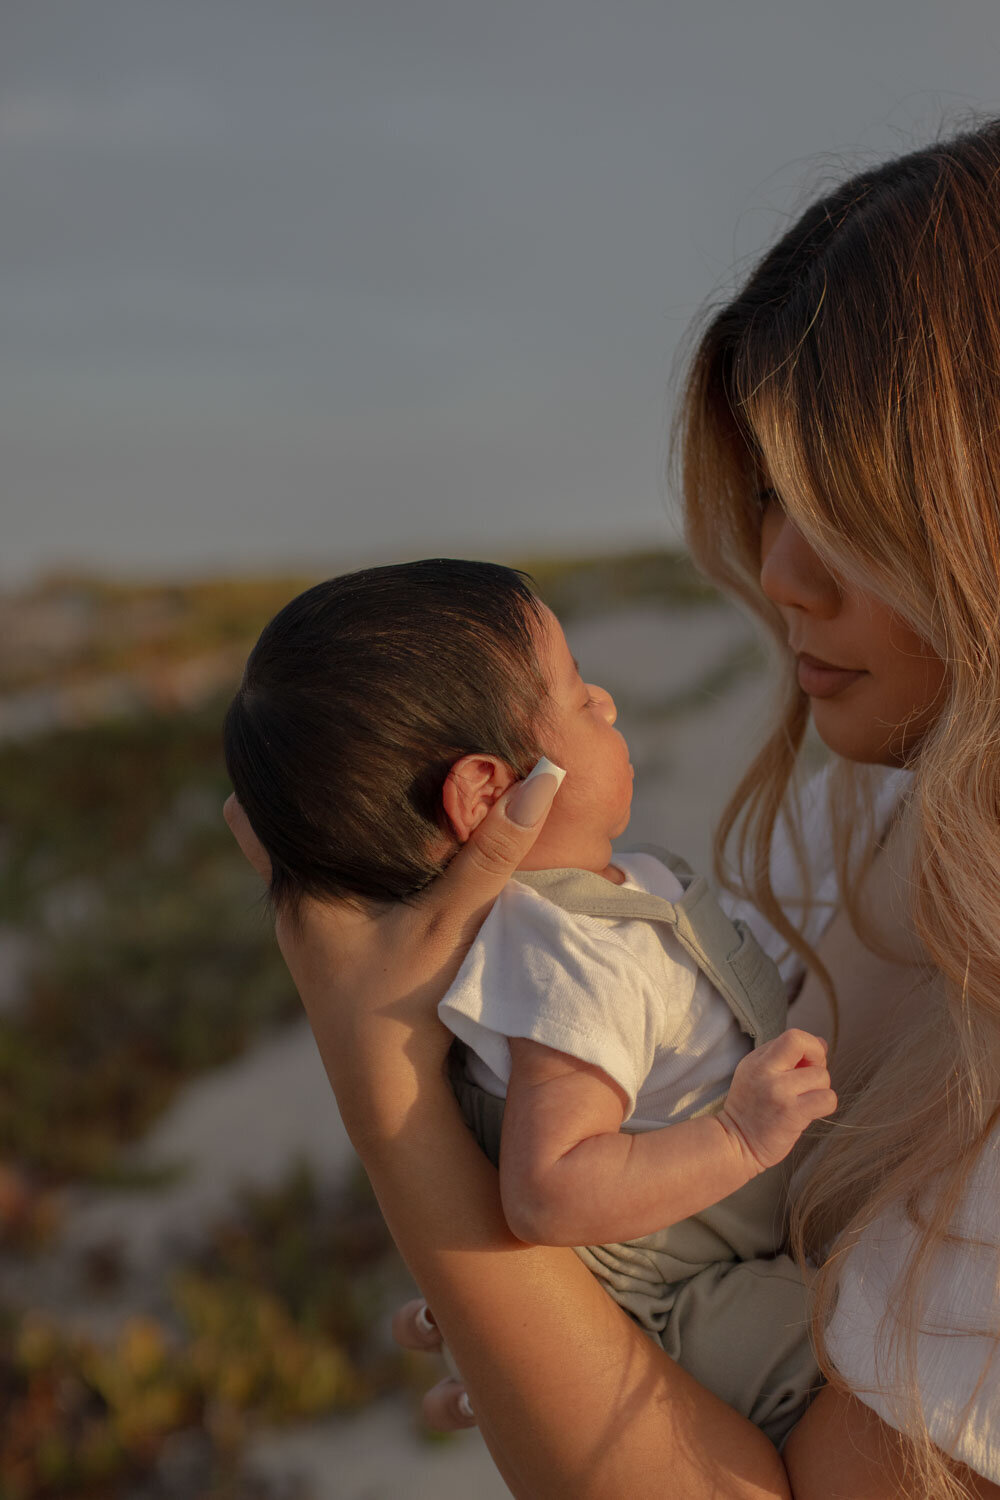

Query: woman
[226,121,1000,1496]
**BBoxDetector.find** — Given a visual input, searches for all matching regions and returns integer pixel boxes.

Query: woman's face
[759,496,947,766]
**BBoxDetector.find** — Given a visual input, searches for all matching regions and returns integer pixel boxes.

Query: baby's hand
[717,1028,837,1175]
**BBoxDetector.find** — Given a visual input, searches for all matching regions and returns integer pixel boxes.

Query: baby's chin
[516,830,620,876]
[605,805,633,849]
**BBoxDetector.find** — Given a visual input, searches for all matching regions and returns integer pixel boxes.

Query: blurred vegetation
[523,548,717,617]
[0,574,317,696]
[0,1164,408,1499]
[0,549,729,1492]
[0,695,293,1185]
[1,550,715,697]
[0,549,720,1185]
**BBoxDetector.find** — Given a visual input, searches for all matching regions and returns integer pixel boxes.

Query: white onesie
[439,851,750,1133]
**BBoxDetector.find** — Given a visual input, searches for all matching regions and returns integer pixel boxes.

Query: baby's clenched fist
[717,1028,837,1175]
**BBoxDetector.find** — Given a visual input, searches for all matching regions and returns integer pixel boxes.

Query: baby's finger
[223,794,272,881]
[798,1086,839,1121]
[422,1377,477,1431]
[770,1028,828,1071]
[771,1064,833,1107]
[427,758,565,941]
[391,1298,443,1353]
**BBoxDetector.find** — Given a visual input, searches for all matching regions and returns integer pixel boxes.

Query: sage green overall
[449,850,821,1447]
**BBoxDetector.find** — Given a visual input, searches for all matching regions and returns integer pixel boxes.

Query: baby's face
[518,605,634,875]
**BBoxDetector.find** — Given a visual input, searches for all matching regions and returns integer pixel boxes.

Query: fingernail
[505,757,566,828]
[415,1302,437,1336]
[458,1392,474,1419]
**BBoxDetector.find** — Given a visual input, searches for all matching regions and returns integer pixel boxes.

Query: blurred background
[2,3,999,1496]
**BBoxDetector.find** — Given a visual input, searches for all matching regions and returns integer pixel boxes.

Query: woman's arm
[331,996,965,1500]
[226,785,790,1498]
[337,1022,793,1500]
[786,1385,1000,1500]
[223,786,950,1500]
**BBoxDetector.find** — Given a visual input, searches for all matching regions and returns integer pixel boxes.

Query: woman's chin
[810,707,912,769]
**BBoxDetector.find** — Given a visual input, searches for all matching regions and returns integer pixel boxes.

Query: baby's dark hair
[223,558,549,912]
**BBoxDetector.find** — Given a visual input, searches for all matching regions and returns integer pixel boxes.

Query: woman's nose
[759,507,841,619]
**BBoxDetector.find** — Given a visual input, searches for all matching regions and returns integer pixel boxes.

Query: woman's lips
[796,653,866,698]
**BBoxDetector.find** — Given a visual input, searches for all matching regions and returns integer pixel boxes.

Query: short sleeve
[438,882,682,1118]
[825,1128,1000,1483]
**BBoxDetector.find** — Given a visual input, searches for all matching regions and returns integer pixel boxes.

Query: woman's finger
[428,758,565,940]
[288,758,563,1030]
[223,794,272,881]
[421,1377,477,1432]
[392,1298,443,1353]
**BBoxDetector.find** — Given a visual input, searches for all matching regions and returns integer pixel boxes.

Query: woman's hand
[392,1298,478,1431]
[222,763,563,1147]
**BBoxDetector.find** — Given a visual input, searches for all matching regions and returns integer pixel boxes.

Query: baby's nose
[591,684,617,724]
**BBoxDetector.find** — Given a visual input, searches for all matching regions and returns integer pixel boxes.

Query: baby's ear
[442,755,517,842]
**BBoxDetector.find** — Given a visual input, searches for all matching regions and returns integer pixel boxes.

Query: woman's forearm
[368,1103,789,1498]
[244,791,790,1497]
[306,977,956,1500]
[324,1016,791,1499]
[226,791,930,1500]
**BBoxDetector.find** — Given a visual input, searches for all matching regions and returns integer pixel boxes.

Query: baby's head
[224,558,633,913]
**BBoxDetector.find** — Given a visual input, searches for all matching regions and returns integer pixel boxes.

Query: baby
[224,557,835,1444]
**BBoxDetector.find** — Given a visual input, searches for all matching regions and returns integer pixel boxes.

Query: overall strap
[514,847,787,1046]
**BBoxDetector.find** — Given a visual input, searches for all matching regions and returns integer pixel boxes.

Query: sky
[4,1,1000,584]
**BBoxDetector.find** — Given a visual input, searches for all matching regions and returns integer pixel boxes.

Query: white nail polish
[523,755,566,789]
[458,1392,474,1420]
[415,1303,436,1337]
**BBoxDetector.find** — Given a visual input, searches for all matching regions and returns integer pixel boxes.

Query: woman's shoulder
[825,1124,1000,1482]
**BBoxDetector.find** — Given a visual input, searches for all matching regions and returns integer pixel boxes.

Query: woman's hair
[677,119,1000,1497]
[224,558,547,912]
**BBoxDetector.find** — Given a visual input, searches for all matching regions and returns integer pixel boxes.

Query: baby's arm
[499,1027,836,1246]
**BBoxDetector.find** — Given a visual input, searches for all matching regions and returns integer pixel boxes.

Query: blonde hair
[677,121,1000,1497]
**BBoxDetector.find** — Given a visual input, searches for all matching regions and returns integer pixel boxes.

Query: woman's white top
[725,765,1000,1482]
